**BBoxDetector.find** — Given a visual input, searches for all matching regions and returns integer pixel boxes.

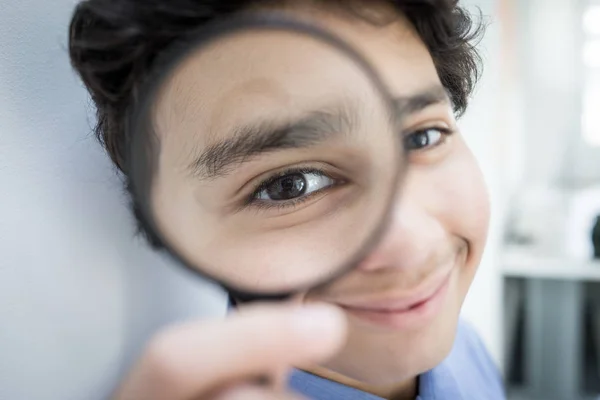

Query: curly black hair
[68,0,484,248]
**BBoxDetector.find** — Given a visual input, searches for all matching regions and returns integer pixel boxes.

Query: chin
[322,274,464,386]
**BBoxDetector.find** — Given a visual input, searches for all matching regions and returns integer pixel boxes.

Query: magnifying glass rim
[126,11,409,302]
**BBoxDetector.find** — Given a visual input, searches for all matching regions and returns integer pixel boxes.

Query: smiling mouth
[336,268,454,330]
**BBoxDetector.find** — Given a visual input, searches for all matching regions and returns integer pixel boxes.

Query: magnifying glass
[126,11,408,303]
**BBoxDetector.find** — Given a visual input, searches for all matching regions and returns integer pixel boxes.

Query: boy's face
[149,2,489,392]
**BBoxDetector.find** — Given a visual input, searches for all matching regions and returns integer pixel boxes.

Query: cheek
[426,140,491,269]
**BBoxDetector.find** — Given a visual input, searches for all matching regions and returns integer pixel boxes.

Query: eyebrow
[189,85,450,180]
[189,103,357,179]
[394,85,451,115]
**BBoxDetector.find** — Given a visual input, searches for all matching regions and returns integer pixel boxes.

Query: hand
[112,303,347,400]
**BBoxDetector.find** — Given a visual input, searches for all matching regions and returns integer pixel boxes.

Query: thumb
[117,303,346,400]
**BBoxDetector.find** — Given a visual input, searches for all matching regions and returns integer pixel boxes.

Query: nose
[356,173,446,272]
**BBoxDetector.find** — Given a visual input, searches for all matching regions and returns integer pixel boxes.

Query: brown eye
[262,173,307,200]
[253,169,336,203]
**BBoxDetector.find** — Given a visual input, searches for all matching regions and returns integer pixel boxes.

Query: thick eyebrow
[188,85,450,180]
[189,103,357,180]
[394,85,451,115]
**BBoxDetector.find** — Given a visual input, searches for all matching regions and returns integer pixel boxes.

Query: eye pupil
[408,132,429,149]
[266,173,307,200]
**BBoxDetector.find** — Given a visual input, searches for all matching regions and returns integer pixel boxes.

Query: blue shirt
[288,320,505,400]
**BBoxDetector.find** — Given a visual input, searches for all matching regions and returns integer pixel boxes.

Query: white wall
[0,2,226,399]
[497,0,600,190]
[517,0,586,185]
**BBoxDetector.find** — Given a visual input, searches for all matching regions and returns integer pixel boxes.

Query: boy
[69,1,504,398]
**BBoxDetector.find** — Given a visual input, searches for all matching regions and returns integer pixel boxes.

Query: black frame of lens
[126,11,407,302]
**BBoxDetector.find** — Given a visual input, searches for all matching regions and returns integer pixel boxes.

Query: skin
[134,2,490,399]
[113,303,348,400]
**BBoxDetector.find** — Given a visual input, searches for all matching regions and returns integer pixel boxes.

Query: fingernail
[291,304,346,340]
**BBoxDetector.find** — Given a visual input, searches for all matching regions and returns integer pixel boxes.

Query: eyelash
[242,167,339,211]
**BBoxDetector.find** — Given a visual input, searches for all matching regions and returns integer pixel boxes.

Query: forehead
[155,30,367,145]
[153,8,441,153]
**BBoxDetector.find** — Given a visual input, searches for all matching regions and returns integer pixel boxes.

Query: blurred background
[490,0,600,398]
[1,0,599,399]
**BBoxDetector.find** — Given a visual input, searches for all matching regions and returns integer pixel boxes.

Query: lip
[337,268,453,330]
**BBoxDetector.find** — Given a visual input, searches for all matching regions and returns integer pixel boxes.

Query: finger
[115,303,346,400]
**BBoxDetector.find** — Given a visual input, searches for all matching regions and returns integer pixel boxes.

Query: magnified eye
[250,168,338,207]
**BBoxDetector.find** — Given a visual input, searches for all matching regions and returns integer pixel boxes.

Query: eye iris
[266,173,307,200]
[409,132,429,148]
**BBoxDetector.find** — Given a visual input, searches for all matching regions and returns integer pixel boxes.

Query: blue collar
[287,320,505,400]
[288,363,459,400]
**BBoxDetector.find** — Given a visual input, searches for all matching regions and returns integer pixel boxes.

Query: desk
[502,250,600,400]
